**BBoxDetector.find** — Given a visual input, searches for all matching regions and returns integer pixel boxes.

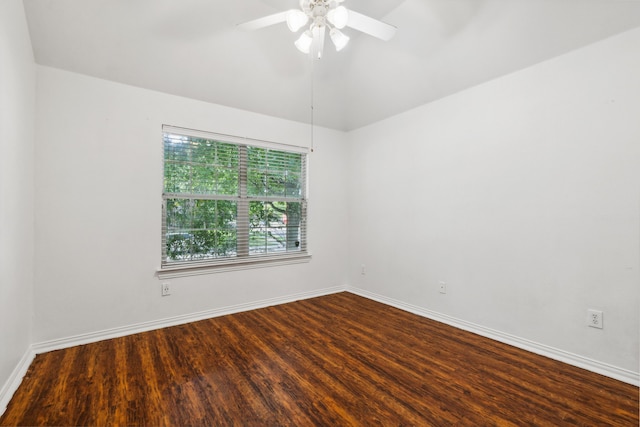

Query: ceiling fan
[238,0,397,59]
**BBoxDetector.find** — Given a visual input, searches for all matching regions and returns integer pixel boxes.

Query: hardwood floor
[1,292,638,426]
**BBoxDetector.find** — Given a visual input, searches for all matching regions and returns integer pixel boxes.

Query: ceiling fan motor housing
[305,0,343,18]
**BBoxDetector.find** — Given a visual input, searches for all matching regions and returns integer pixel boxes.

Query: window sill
[157,253,312,279]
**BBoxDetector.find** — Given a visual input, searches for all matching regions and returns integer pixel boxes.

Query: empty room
[1,0,639,425]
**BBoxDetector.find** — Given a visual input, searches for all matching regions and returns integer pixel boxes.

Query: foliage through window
[162,128,307,269]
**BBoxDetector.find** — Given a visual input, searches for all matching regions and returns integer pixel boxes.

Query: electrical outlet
[162,282,171,297]
[587,309,603,329]
[361,264,366,275]
[439,281,447,294]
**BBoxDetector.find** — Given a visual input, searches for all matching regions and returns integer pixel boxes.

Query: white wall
[348,28,640,373]
[0,0,36,394]
[33,67,349,343]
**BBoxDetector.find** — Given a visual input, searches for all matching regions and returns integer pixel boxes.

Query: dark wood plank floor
[1,292,638,426]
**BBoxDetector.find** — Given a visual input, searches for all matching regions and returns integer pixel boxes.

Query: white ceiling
[23,0,640,131]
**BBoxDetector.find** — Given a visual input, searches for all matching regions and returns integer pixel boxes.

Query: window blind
[161,125,308,271]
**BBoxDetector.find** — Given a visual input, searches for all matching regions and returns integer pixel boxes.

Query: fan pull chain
[310,58,315,153]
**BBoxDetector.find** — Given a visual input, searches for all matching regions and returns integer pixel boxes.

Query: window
[160,126,309,275]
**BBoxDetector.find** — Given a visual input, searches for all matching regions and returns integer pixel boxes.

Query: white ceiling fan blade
[237,11,288,31]
[346,10,397,41]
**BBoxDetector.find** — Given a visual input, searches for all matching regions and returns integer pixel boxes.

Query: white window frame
[158,125,311,279]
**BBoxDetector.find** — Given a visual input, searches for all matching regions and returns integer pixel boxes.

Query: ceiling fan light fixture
[327,6,348,29]
[286,9,309,32]
[329,27,349,51]
[238,0,396,59]
[294,30,313,54]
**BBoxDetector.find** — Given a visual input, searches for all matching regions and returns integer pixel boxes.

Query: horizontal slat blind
[162,125,310,154]
[161,126,308,269]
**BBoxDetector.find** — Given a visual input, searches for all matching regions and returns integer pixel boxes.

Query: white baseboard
[32,285,346,355]
[347,286,640,387]
[0,347,36,417]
